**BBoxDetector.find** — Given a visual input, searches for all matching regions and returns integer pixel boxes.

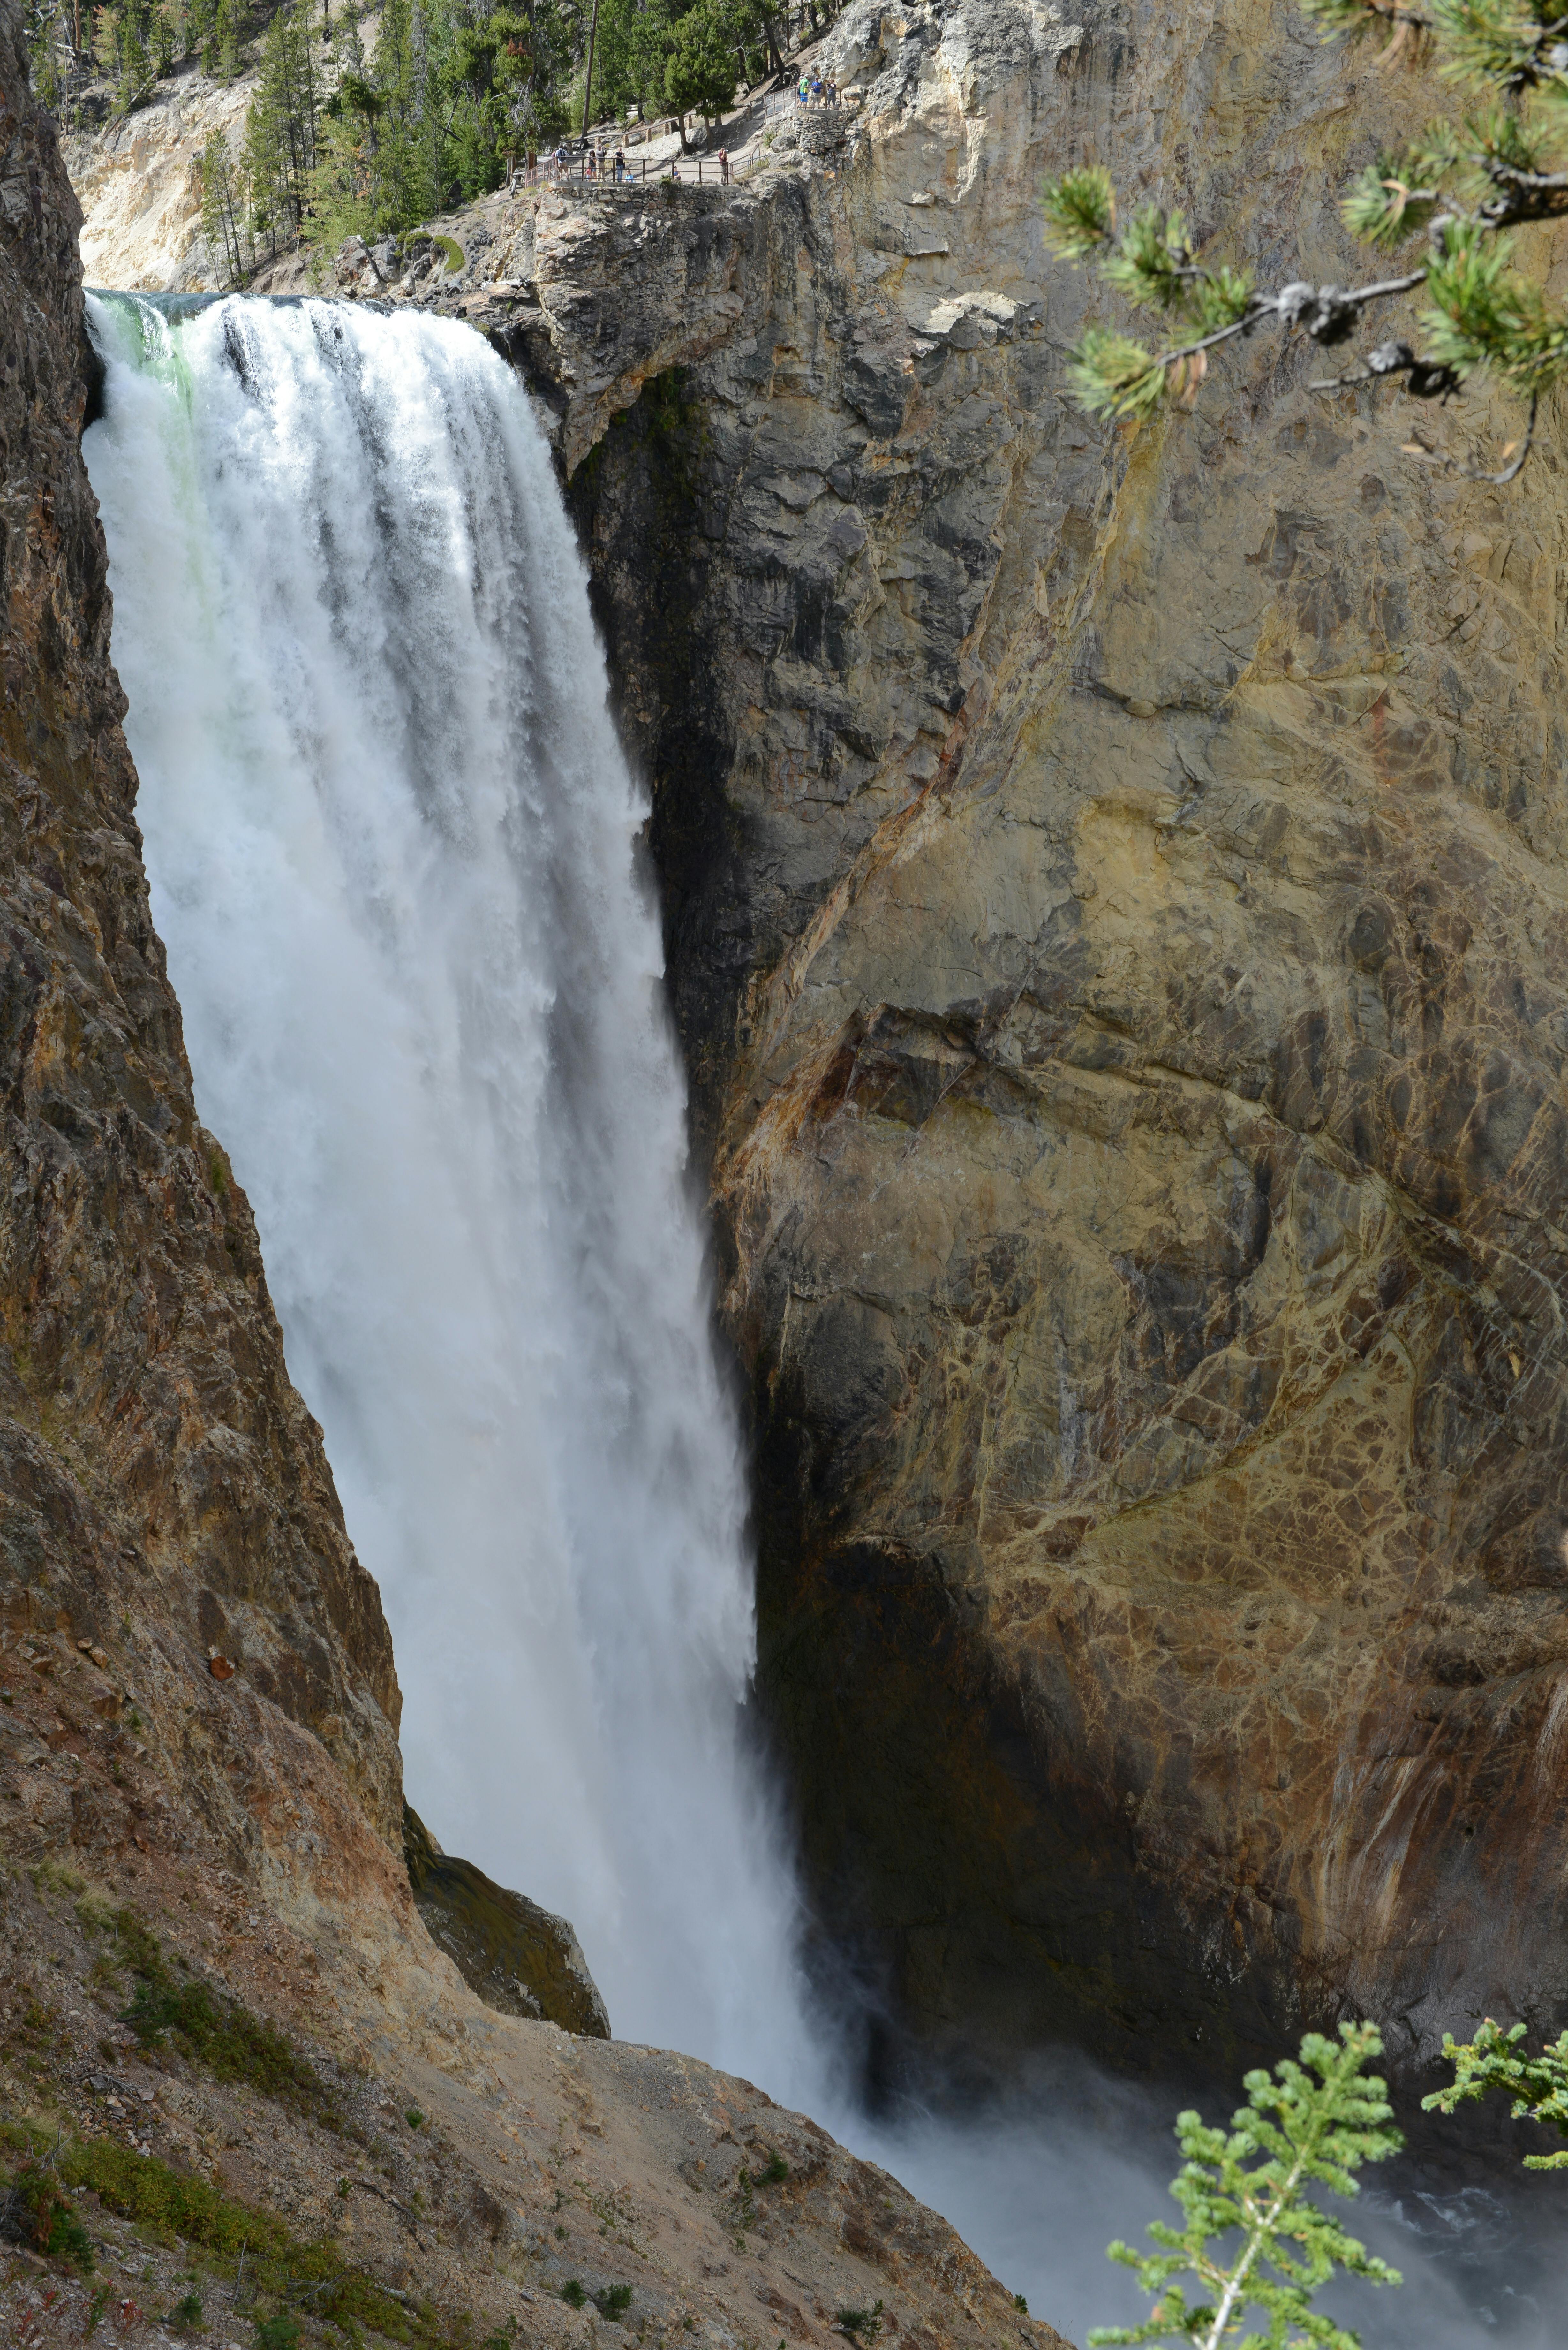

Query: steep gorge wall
[512,0,1568,2085]
[4,47,1078,2350]
[52,0,1568,2098]
[1,0,405,1904]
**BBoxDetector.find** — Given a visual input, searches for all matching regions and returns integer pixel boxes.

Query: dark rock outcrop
[0,0,400,1866]
[403,1804,611,2038]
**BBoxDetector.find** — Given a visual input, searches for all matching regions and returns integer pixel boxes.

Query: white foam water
[83,289,819,2093]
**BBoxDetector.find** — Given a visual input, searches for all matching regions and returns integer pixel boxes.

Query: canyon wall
[58,0,1568,2097]
[1,0,404,1876]
[503,0,1568,2083]
[5,30,1072,2350]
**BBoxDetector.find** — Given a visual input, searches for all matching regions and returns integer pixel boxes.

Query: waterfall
[82,290,819,2094]
[80,290,1545,2350]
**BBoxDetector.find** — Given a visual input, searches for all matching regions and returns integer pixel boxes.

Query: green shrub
[560,2283,586,2309]
[1088,2023,1400,2350]
[592,2286,632,2320]
[114,1911,339,2129]
[255,2317,300,2350]
[1,2134,437,2349]
[1424,2019,1568,2166]
[58,2138,292,2261]
[8,2163,96,2273]
[834,2306,882,2341]
[32,1859,86,1897]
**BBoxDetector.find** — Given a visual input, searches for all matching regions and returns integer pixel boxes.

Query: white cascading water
[80,291,1554,2350]
[82,289,820,2093]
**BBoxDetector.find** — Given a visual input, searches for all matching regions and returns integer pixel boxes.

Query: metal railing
[508,151,741,191]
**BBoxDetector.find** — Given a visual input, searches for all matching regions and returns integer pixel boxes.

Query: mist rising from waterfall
[82,289,819,2093]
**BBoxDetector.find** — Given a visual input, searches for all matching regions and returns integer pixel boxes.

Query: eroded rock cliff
[5,18,1078,2350]
[56,0,1568,2107]
[487,0,1568,2086]
[2,0,401,1865]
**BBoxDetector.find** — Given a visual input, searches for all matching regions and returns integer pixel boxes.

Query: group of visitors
[521,57,839,193]
[550,142,632,181]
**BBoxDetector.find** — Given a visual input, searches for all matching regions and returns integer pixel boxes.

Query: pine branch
[1427,0,1568,90]
[1300,0,1435,37]
[1045,0,1568,467]
[1422,2018,1568,2161]
[1341,155,1443,247]
[1052,255,1429,419]
[1041,165,1116,259]
[1087,2023,1403,2350]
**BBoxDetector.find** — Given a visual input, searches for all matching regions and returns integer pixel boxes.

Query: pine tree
[661,0,736,136]
[24,0,73,110]
[215,0,240,80]
[201,126,251,285]
[309,11,380,253]
[91,0,119,77]
[116,7,149,108]
[243,0,319,255]
[1041,0,1568,479]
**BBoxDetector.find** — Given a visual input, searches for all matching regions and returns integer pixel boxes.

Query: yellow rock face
[66,76,253,291]
[534,0,1568,2073]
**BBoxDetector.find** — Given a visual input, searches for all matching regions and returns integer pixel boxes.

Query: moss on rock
[402,1806,610,2038]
